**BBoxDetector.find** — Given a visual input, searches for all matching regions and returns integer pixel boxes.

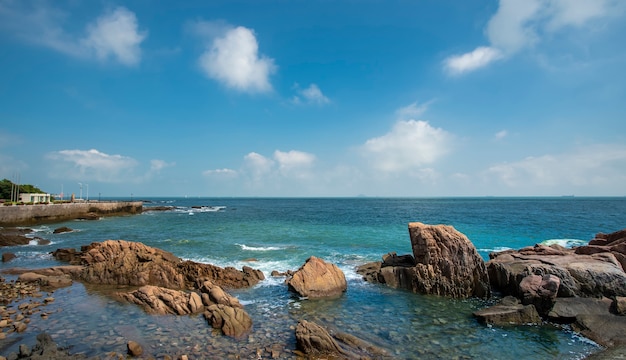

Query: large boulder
[357,223,491,298]
[287,256,347,298]
[52,240,264,290]
[473,296,542,326]
[487,243,626,299]
[407,222,491,298]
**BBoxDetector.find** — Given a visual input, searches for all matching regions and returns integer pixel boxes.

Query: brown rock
[548,297,613,322]
[2,252,16,262]
[612,296,626,316]
[406,222,490,298]
[295,320,344,357]
[127,340,143,357]
[519,274,560,316]
[117,285,204,315]
[473,296,542,326]
[574,314,626,347]
[287,256,347,298]
[204,303,252,338]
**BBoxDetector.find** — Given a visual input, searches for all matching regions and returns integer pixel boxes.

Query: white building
[19,193,51,204]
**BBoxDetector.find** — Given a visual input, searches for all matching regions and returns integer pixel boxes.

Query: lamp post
[86,184,89,202]
[78,183,83,200]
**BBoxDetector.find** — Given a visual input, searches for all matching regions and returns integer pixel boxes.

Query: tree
[0,179,47,201]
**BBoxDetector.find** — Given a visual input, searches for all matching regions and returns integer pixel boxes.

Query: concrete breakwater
[0,201,143,226]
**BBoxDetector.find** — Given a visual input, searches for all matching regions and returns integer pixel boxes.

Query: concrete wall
[0,201,143,226]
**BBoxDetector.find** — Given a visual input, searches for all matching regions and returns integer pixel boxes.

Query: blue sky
[1,0,625,197]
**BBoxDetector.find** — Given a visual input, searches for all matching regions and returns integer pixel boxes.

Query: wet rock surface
[287,256,347,299]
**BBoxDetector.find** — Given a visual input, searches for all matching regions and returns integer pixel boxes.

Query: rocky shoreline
[1,223,625,358]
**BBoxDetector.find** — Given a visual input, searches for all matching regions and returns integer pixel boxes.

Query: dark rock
[381,252,415,267]
[612,296,626,316]
[287,256,347,298]
[2,252,16,262]
[52,227,73,234]
[548,297,613,322]
[574,314,626,347]
[0,228,32,246]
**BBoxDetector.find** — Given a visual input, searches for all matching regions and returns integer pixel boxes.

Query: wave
[237,244,283,251]
[540,238,587,248]
[478,246,514,253]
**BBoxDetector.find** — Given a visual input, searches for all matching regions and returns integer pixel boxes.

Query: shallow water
[2,197,625,358]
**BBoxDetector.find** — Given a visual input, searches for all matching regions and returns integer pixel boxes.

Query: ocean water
[1,197,625,359]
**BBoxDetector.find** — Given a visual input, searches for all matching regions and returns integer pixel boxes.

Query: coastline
[0,202,143,226]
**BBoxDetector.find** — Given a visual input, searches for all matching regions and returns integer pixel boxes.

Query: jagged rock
[117,285,204,316]
[356,261,381,283]
[473,296,542,325]
[52,240,264,290]
[204,303,252,338]
[287,256,347,298]
[0,227,32,246]
[197,280,242,308]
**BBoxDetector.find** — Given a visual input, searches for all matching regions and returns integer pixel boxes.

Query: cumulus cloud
[486,144,626,191]
[192,21,276,93]
[443,0,623,75]
[47,149,138,182]
[82,7,147,66]
[0,2,146,65]
[202,168,238,178]
[361,120,452,173]
[292,84,330,105]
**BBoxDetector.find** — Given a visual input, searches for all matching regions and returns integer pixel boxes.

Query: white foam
[479,246,513,253]
[237,244,283,251]
[541,238,587,248]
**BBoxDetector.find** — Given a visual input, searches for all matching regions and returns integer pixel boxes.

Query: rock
[55,240,264,290]
[204,303,252,338]
[295,320,344,357]
[10,332,87,359]
[574,314,626,348]
[287,256,347,298]
[2,252,16,262]
[197,280,242,308]
[407,222,490,298]
[76,212,100,220]
[117,285,204,315]
[612,296,626,315]
[18,272,72,289]
[488,241,626,299]
[519,274,560,316]
[381,252,415,267]
[0,227,32,246]
[127,341,143,357]
[548,297,613,322]
[473,296,542,325]
[295,320,390,359]
[356,261,382,283]
[53,227,73,234]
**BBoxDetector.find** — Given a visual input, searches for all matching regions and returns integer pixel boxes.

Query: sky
[1,0,625,198]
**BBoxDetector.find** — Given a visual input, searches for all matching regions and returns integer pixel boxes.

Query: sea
[1,197,625,359]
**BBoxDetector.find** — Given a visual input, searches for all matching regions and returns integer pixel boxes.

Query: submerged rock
[287,256,347,298]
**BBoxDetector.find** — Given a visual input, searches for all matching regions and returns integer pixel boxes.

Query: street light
[78,183,83,200]
[86,184,89,202]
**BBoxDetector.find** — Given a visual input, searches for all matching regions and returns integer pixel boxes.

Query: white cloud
[443,0,624,75]
[486,144,626,191]
[444,46,504,75]
[0,3,146,65]
[82,7,146,66]
[150,159,175,172]
[395,100,434,120]
[361,120,452,173]
[243,152,275,180]
[202,168,238,177]
[194,22,276,93]
[495,130,508,140]
[47,149,138,182]
[292,84,330,105]
[274,150,316,178]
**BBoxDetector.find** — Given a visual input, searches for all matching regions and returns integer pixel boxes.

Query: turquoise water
[2,197,625,358]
